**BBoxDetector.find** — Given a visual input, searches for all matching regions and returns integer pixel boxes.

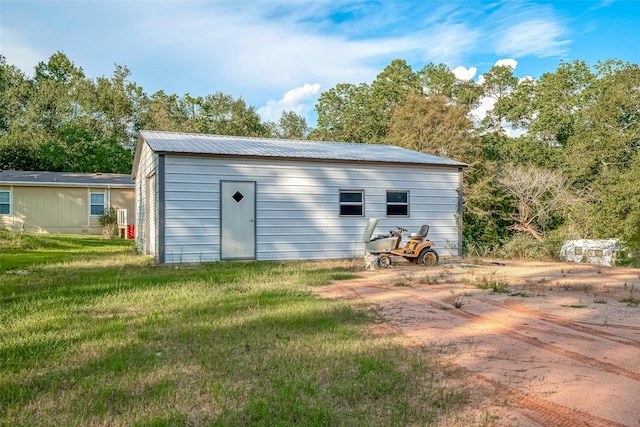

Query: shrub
[99,207,119,239]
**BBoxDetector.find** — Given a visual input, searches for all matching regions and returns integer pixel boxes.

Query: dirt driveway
[316,260,640,426]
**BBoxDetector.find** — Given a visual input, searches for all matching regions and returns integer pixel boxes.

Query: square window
[588,249,603,257]
[574,247,583,256]
[0,191,10,215]
[90,193,105,216]
[386,191,409,217]
[339,190,363,216]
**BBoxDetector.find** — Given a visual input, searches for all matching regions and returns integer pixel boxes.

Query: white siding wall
[134,141,158,257]
[162,156,461,263]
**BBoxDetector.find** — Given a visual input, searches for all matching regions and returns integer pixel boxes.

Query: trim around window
[386,190,409,217]
[0,190,10,215]
[90,192,105,216]
[339,189,364,216]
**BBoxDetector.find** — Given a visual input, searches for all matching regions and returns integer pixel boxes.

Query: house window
[90,193,105,216]
[0,191,10,215]
[339,190,364,216]
[387,191,409,217]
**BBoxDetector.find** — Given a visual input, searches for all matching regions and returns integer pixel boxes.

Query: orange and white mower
[387,224,439,266]
[362,219,439,267]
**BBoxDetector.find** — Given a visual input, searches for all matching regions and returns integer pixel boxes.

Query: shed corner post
[457,167,464,257]
[158,155,165,264]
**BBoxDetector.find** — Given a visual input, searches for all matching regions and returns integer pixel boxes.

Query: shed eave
[152,151,468,169]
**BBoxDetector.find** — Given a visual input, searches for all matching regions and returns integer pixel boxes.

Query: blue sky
[1,0,639,125]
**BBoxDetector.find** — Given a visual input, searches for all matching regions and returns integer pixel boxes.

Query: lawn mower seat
[410,225,430,240]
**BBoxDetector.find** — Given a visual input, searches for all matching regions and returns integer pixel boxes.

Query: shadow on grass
[1,237,467,425]
[1,297,457,425]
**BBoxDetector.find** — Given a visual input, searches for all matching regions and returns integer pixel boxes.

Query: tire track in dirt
[577,321,640,331]
[479,297,640,347]
[398,289,640,383]
[474,373,628,427]
[325,282,638,426]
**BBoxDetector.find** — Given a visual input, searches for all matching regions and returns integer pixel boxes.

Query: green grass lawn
[0,230,469,426]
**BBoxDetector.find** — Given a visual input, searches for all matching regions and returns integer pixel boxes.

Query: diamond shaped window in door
[232,191,244,203]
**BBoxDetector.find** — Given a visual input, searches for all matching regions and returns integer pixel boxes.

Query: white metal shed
[132,130,467,264]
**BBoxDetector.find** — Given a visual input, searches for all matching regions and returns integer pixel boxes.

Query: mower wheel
[418,249,439,266]
[378,255,392,268]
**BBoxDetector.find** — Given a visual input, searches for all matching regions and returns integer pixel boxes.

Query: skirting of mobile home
[132,131,467,264]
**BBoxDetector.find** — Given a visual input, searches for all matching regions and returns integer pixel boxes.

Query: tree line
[0,52,309,174]
[1,52,638,259]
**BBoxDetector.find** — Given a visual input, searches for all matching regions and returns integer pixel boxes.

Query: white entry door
[221,181,256,260]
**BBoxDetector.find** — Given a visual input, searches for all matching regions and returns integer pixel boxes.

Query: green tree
[481,64,518,134]
[267,111,310,139]
[90,65,144,150]
[197,92,269,137]
[312,83,371,142]
[38,124,132,173]
[500,60,598,147]
[387,94,475,162]
[0,55,32,135]
[418,63,482,111]
[564,62,640,185]
[313,59,422,144]
[462,159,513,254]
[139,90,188,132]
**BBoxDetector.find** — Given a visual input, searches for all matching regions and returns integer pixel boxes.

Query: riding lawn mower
[362,218,439,267]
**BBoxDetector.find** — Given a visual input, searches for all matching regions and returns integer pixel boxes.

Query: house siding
[0,184,134,234]
[159,156,461,263]
[134,141,159,257]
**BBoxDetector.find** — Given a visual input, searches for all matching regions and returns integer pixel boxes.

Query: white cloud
[415,24,481,65]
[494,58,518,70]
[491,3,570,58]
[497,19,570,57]
[129,1,484,99]
[453,66,477,80]
[258,83,321,122]
[0,0,576,132]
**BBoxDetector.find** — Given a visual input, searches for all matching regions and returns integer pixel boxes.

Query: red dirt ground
[316,259,640,426]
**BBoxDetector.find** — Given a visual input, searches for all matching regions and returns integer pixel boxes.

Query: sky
[1,0,639,127]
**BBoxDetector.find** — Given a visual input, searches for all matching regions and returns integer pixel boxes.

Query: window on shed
[0,191,10,215]
[90,193,105,216]
[339,190,364,216]
[386,191,409,217]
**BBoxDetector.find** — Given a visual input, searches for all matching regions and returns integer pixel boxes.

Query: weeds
[0,233,468,426]
[474,277,509,293]
[620,285,640,306]
[419,275,439,285]
[393,280,412,287]
[446,292,469,309]
[452,298,467,308]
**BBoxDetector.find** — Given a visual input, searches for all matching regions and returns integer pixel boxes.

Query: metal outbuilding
[132,130,467,264]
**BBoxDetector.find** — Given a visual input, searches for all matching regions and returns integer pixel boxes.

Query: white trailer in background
[560,239,623,266]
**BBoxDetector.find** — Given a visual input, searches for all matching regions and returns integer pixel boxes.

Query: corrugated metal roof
[139,130,467,167]
[0,171,135,187]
